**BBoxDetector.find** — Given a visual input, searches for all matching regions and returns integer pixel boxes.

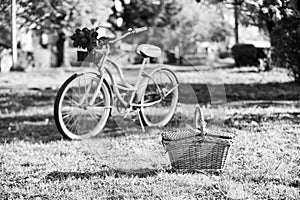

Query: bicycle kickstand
[137,108,145,132]
[123,107,145,132]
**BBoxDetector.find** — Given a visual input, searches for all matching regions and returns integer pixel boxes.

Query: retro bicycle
[54,27,179,140]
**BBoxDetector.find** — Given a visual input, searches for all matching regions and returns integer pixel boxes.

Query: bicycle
[54,27,179,140]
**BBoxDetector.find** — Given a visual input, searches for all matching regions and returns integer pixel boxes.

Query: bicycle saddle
[137,44,161,58]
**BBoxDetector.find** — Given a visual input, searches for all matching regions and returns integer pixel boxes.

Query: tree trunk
[234,0,239,44]
[11,0,17,67]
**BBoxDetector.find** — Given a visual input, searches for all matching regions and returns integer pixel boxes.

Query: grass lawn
[0,66,299,199]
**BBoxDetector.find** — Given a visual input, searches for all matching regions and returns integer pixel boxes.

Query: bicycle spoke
[86,79,94,100]
[88,111,99,121]
[64,114,76,128]
[62,108,75,117]
[56,72,112,139]
[69,83,81,98]
[64,95,80,106]
[62,112,72,119]
[164,84,179,97]
[94,100,105,106]
[62,107,80,124]
[68,114,81,133]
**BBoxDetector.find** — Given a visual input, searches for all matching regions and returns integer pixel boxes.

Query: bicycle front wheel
[140,67,179,127]
[54,73,112,140]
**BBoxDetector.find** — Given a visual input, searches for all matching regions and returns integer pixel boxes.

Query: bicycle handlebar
[107,27,148,44]
[133,27,148,33]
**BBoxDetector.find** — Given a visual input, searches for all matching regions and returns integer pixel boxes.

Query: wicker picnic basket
[161,106,232,170]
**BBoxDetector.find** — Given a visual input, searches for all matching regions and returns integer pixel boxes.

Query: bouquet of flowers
[70,27,107,52]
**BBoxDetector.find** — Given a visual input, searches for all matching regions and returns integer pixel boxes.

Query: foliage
[0,0,12,47]
[234,0,295,35]
[175,1,232,42]
[0,0,112,35]
[193,0,297,37]
[119,0,233,60]
[108,0,182,31]
[271,16,300,83]
[0,25,11,48]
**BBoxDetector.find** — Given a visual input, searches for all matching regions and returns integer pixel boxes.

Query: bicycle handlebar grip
[134,27,148,33]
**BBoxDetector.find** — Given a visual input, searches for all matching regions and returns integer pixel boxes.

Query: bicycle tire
[140,67,179,127]
[54,72,112,140]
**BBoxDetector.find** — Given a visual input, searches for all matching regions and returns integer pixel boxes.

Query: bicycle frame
[75,27,179,131]
[80,27,164,111]
[105,59,147,106]
[55,27,180,138]
[94,50,155,109]
[80,43,178,109]
[84,47,175,125]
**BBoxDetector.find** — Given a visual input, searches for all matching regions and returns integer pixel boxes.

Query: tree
[271,16,300,82]
[237,0,295,36]
[16,0,112,32]
[0,0,112,68]
[0,0,13,47]
[195,0,297,39]
[0,0,112,35]
[175,1,232,43]
[108,0,182,31]
[290,0,300,11]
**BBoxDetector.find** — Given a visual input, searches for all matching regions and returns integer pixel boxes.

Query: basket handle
[193,105,206,135]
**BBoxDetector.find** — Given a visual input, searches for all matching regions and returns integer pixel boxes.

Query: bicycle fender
[149,65,179,83]
[75,67,101,76]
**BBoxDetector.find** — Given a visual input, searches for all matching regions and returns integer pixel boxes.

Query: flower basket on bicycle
[77,50,88,62]
[71,27,108,63]
[161,106,233,171]
[77,49,105,63]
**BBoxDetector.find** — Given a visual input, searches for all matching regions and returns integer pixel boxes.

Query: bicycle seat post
[128,57,149,105]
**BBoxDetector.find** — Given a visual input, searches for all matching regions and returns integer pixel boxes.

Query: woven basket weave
[77,50,105,63]
[161,106,232,170]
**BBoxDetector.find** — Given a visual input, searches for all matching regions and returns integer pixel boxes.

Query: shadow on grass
[1,82,299,143]
[44,168,165,181]
[44,167,221,181]
[179,82,300,104]
[0,115,63,143]
[0,115,153,143]
[0,88,56,113]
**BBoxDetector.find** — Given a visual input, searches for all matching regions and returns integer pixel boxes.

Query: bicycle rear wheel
[140,67,179,127]
[54,73,111,140]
